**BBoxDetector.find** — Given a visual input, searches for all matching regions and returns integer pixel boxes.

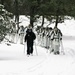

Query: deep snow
[0,37,75,75]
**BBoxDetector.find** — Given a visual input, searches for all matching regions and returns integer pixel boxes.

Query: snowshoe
[30,53,33,56]
[50,49,54,53]
[54,51,60,55]
[57,51,60,54]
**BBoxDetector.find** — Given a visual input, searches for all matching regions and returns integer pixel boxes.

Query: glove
[19,34,20,36]
[24,40,26,42]
[60,38,62,40]
[51,39,53,41]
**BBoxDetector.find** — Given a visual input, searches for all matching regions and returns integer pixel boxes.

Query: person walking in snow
[50,27,62,54]
[11,23,17,43]
[24,25,36,56]
[19,26,24,44]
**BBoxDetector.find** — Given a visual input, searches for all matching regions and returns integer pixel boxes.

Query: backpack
[51,30,62,40]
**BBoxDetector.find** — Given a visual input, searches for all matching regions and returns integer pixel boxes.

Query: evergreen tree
[0,4,12,42]
[1,0,75,28]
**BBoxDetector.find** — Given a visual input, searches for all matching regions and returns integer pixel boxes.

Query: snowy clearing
[0,38,75,75]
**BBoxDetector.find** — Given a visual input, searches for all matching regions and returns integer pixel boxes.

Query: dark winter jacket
[25,29,36,46]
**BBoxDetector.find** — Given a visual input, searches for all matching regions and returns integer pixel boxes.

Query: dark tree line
[0,3,13,42]
[0,0,75,28]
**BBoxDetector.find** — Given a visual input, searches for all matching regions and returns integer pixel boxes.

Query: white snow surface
[0,16,75,75]
[0,38,75,75]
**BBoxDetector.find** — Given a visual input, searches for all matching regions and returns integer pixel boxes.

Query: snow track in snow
[0,40,75,75]
[64,47,75,58]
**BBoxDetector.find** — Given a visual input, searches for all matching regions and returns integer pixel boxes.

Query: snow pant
[27,43,33,55]
[45,36,50,48]
[44,36,46,47]
[46,37,50,48]
[15,33,19,43]
[50,40,54,52]
[43,36,46,47]
[53,39,60,54]
[40,35,42,46]
[19,33,24,44]
[49,38,51,48]
[41,36,44,47]
[11,33,16,43]
[37,35,40,44]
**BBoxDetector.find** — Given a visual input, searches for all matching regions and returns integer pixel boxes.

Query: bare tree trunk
[30,6,35,28]
[15,15,19,31]
[55,15,59,28]
[14,0,19,32]
[41,15,44,27]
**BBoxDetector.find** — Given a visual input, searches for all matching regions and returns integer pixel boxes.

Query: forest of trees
[0,0,75,28]
[0,0,75,32]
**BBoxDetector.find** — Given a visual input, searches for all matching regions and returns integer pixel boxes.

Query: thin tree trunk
[30,6,35,28]
[41,15,44,27]
[30,15,34,28]
[15,15,19,31]
[55,15,59,28]
[14,0,19,31]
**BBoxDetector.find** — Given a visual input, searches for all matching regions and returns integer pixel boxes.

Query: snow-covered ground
[0,37,75,75]
[0,16,75,75]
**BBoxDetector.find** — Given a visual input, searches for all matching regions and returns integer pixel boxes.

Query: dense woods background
[1,0,75,27]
